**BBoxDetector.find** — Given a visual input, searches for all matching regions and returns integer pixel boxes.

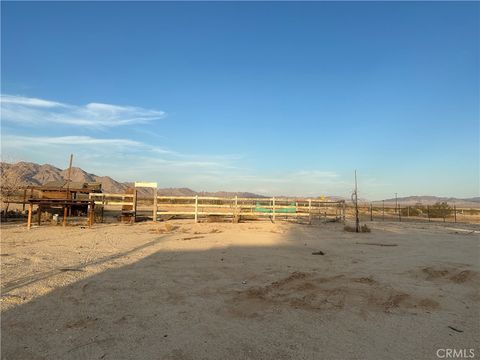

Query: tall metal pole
[66,154,73,200]
[354,170,359,233]
[382,200,385,221]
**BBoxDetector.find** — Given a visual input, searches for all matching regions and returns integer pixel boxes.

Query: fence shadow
[1,222,478,360]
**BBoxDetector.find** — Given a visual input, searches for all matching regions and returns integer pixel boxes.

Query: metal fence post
[272,196,276,222]
[133,189,137,223]
[194,195,198,223]
[308,199,312,224]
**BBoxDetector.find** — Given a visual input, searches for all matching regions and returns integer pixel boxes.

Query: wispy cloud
[1,132,347,195]
[1,135,141,147]
[0,91,352,195]
[0,94,166,128]
[0,133,235,172]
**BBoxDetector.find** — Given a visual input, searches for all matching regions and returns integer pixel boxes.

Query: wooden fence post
[370,203,373,221]
[398,207,401,222]
[194,195,198,223]
[342,201,346,222]
[22,189,27,212]
[27,203,33,229]
[382,200,385,221]
[272,196,276,222]
[308,199,312,224]
[63,206,67,227]
[101,194,105,223]
[153,188,157,222]
[427,205,430,222]
[234,195,238,223]
[454,205,457,223]
[407,206,410,218]
[88,202,95,227]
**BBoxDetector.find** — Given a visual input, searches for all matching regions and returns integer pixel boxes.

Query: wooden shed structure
[24,181,102,229]
[38,180,102,200]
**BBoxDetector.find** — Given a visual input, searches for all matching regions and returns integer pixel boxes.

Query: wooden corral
[89,193,346,224]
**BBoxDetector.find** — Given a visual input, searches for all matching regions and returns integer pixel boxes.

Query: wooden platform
[27,199,95,229]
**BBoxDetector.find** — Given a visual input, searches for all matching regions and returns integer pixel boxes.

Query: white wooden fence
[89,193,346,223]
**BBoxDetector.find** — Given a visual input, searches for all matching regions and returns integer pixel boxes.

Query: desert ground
[1,219,479,359]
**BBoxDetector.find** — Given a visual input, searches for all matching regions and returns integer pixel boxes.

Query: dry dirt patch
[419,266,477,283]
[230,271,440,317]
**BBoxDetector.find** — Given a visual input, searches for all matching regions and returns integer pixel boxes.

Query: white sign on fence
[135,182,158,188]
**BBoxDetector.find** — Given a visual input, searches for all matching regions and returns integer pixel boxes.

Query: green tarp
[254,202,296,213]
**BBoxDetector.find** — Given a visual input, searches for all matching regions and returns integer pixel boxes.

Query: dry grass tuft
[361,224,371,233]
[344,224,371,233]
[344,225,356,232]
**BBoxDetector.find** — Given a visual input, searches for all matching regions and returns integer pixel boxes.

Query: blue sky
[1,1,478,199]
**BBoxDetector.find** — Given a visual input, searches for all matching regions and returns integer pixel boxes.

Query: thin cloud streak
[0,133,349,196]
[1,135,141,147]
[0,133,237,171]
[0,94,166,128]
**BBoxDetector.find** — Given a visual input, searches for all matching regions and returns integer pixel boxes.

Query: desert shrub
[164,222,174,232]
[428,202,452,218]
[360,224,371,233]
[400,206,423,217]
[344,224,371,233]
[344,225,356,232]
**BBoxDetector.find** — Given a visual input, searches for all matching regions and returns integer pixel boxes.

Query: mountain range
[1,161,478,206]
[0,161,264,198]
[380,195,480,207]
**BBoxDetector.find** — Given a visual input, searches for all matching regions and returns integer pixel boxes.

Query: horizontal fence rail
[88,193,346,223]
[3,191,479,225]
[85,193,479,224]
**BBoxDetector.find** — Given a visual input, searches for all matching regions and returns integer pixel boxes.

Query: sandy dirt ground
[1,219,479,360]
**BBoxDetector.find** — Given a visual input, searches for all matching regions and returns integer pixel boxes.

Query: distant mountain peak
[0,161,265,198]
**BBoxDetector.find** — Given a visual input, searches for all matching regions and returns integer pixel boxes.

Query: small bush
[344,225,356,232]
[344,224,371,233]
[400,206,423,217]
[164,223,174,232]
[360,224,371,233]
[429,202,452,218]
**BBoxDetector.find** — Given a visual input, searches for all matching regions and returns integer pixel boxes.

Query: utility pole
[395,192,398,214]
[352,170,360,233]
[66,154,73,200]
